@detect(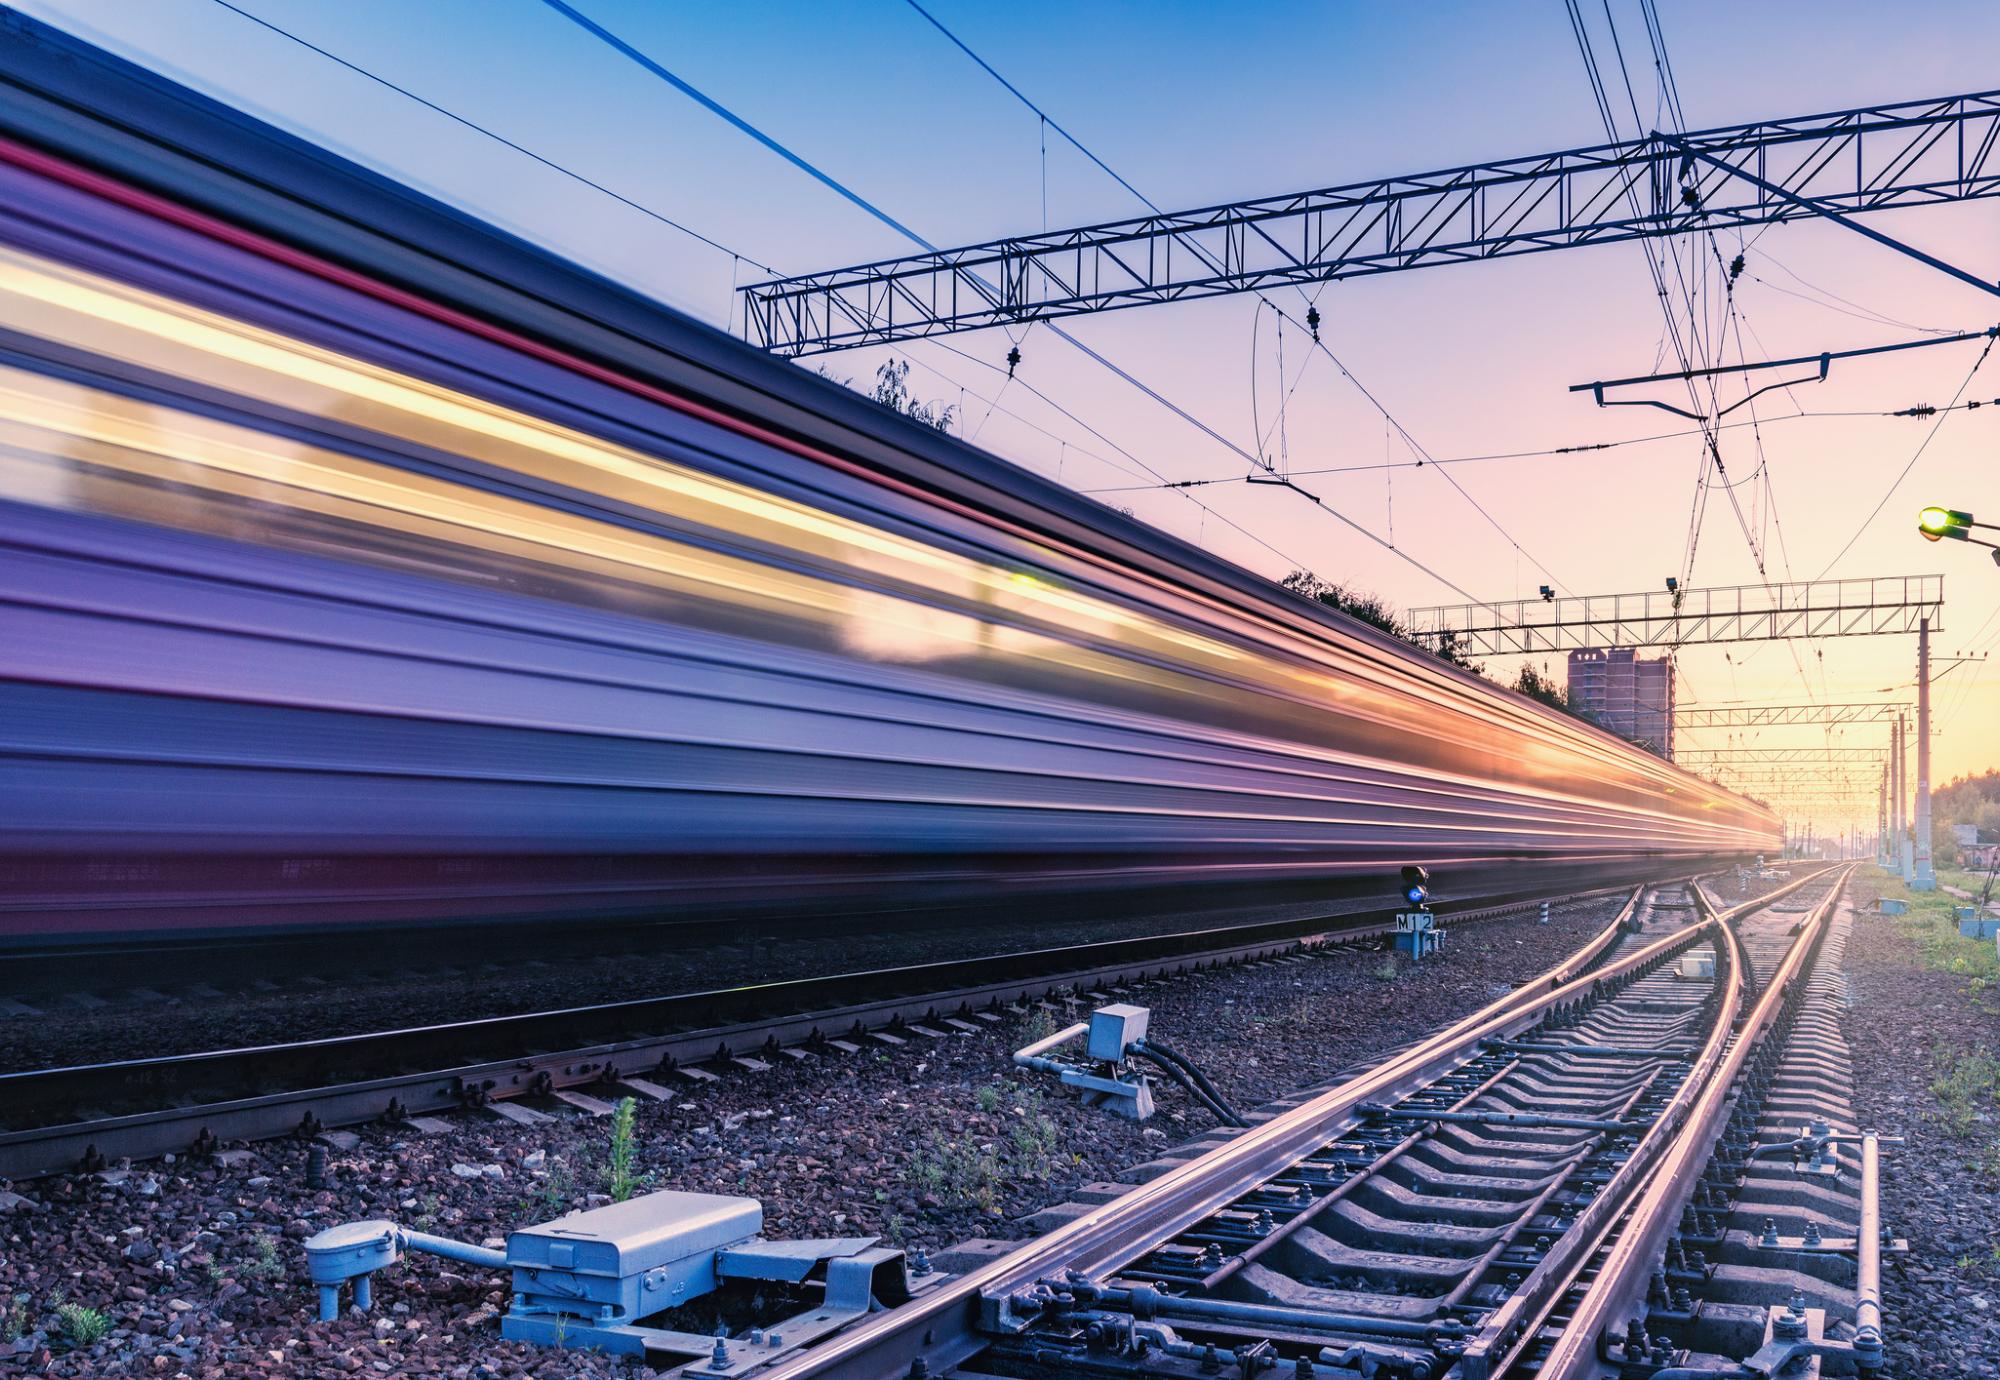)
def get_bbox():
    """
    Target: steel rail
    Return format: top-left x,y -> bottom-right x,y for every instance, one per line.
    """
0,882 -> 1641,1182
1533,865 -> 1853,1376
1450,892 -> 1751,1379
744,866 -> 1837,1380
